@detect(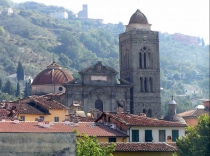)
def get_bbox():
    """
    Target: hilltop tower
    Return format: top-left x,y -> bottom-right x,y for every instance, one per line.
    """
119,9 -> 161,118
